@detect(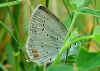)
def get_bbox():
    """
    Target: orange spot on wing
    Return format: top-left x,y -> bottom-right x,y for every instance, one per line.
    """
32,49 -> 38,53
33,53 -> 39,58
